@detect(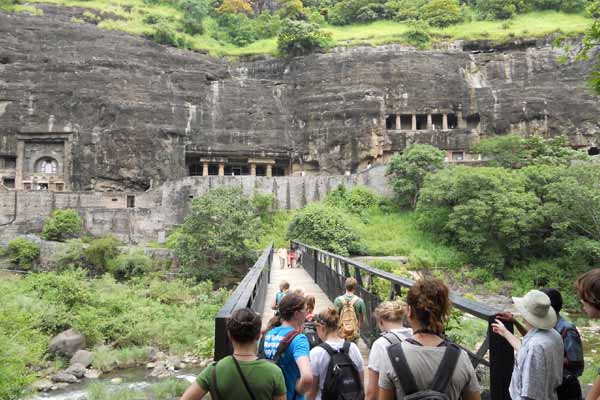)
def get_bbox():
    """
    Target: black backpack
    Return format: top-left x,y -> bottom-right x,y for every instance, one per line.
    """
386,342 -> 461,400
303,320 -> 321,349
319,341 -> 364,400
